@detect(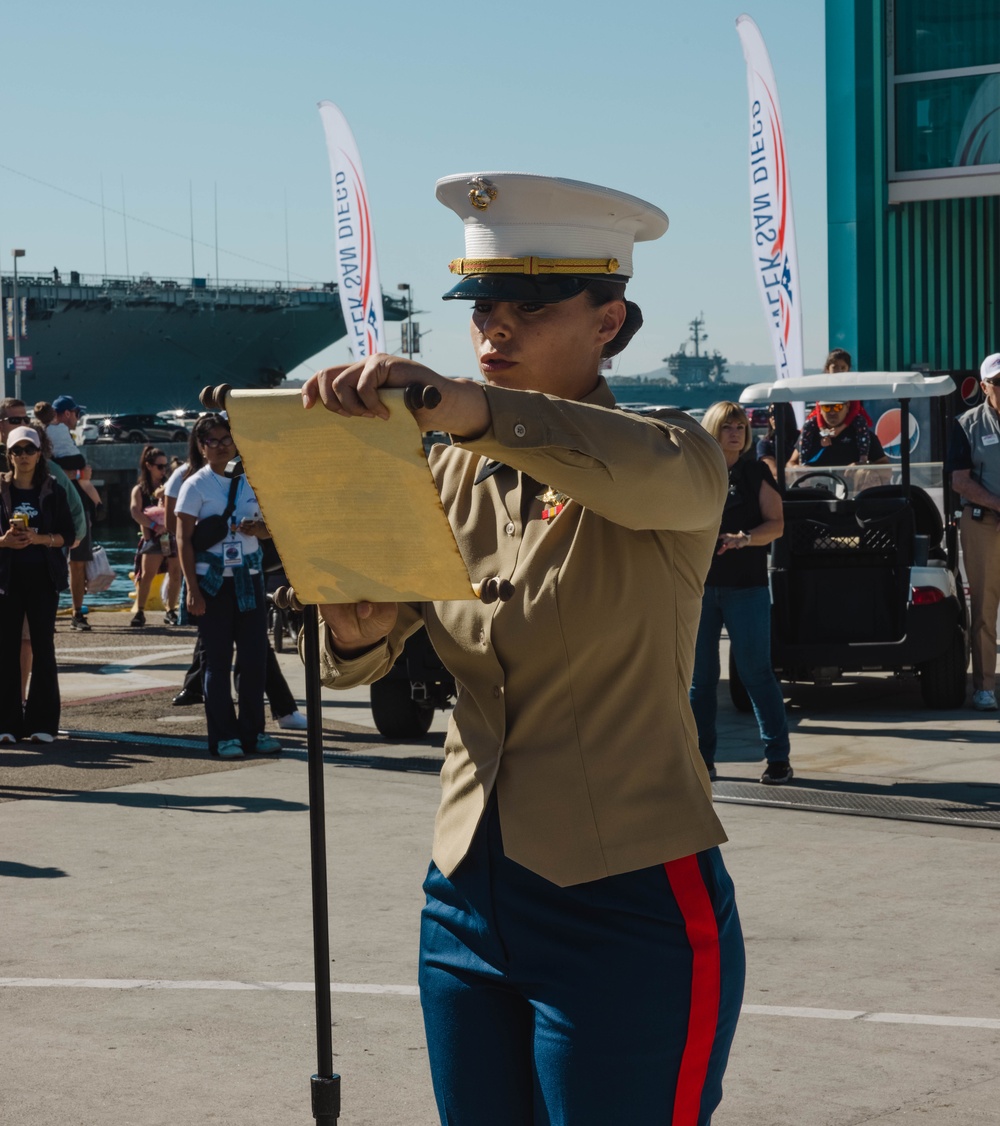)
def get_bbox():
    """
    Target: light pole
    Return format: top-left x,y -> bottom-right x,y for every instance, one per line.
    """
11,249 -> 25,400
397,282 -> 413,359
